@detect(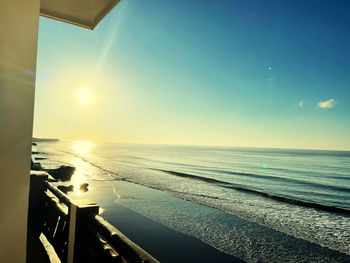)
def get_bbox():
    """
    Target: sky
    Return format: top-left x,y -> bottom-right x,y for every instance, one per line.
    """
33,0 -> 350,150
